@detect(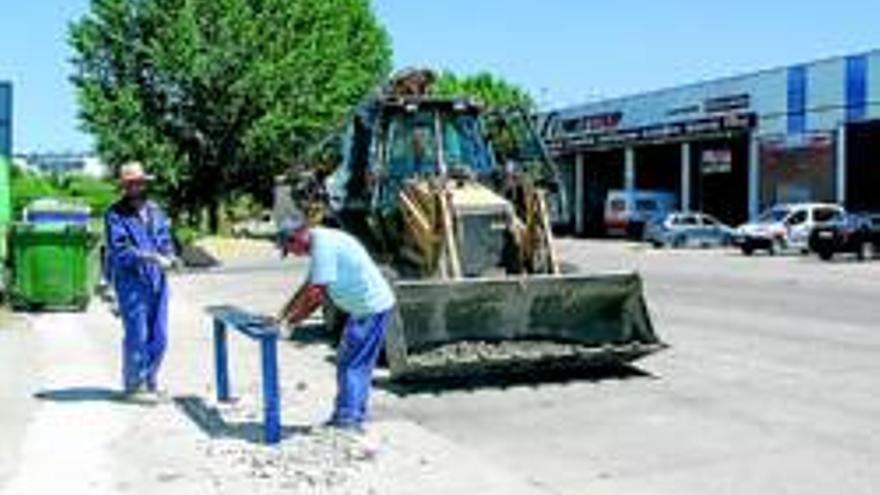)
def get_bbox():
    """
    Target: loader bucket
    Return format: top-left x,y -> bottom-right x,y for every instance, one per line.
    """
384,272 -> 665,381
